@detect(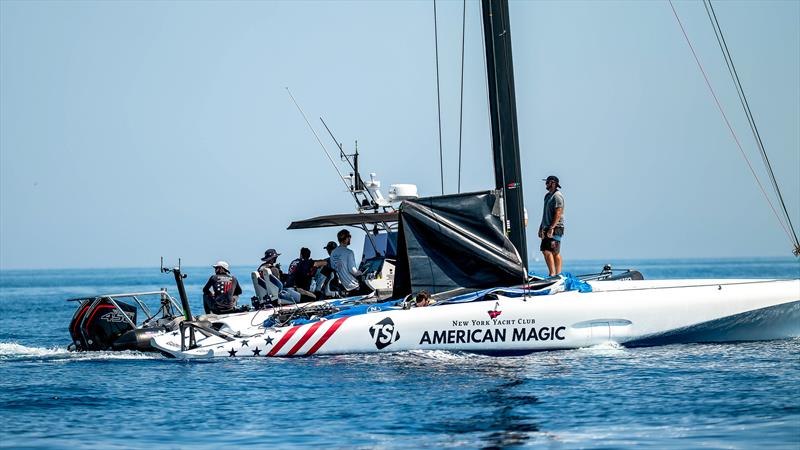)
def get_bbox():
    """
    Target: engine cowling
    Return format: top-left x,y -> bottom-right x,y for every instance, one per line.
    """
68,299 -> 137,351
